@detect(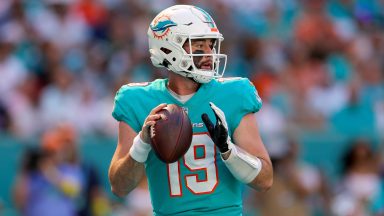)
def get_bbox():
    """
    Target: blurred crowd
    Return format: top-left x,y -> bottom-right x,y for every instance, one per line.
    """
0,0 -> 384,215
13,124 -> 110,216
